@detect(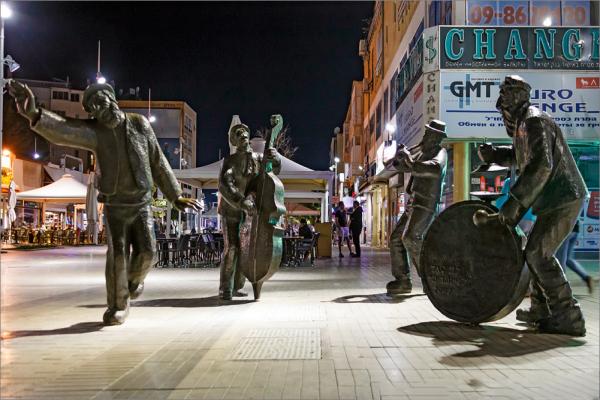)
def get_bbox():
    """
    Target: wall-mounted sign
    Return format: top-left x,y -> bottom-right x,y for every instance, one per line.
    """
423,71 -> 440,128
423,27 -> 439,74
467,0 -> 530,26
439,71 -> 600,140
439,26 -> 599,70
394,77 -> 424,149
